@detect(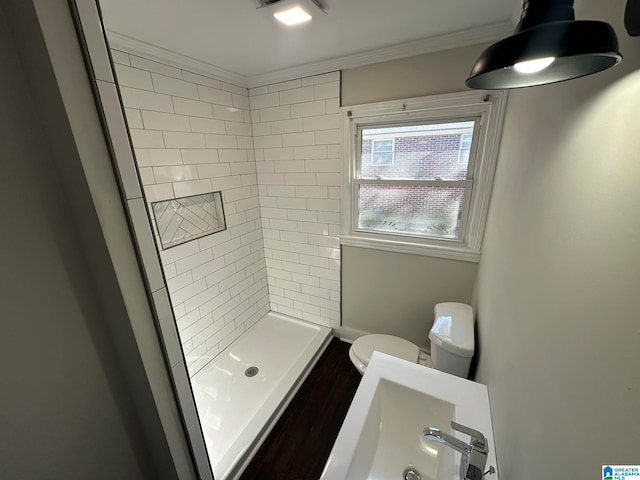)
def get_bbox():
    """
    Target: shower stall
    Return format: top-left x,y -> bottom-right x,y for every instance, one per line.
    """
71,1 -> 342,478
